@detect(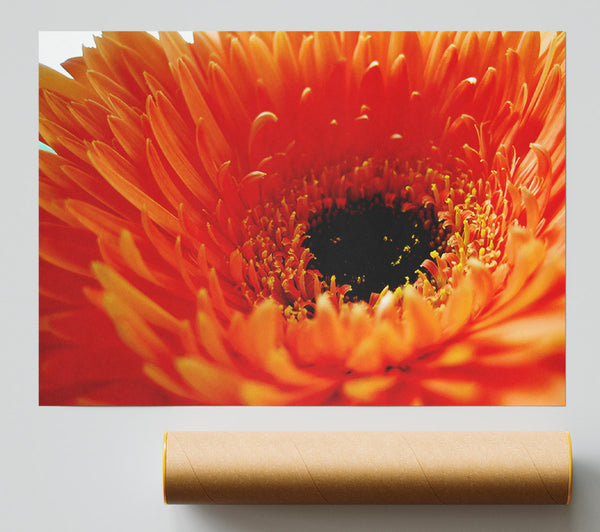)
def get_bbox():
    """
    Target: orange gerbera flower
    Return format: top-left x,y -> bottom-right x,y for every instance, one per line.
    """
39,31 -> 565,405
